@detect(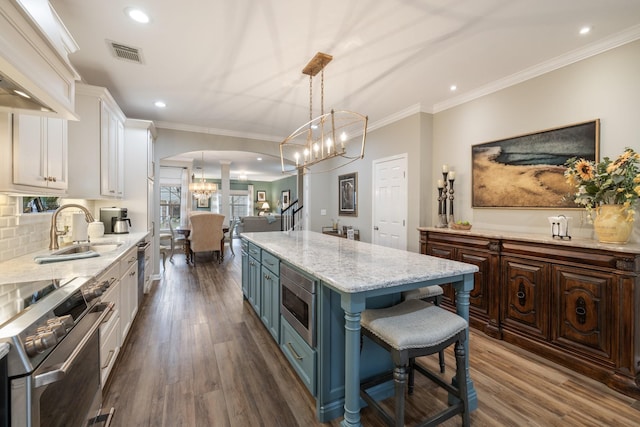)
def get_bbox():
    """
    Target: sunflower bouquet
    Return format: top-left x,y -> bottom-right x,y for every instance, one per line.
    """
564,147 -> 640,221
